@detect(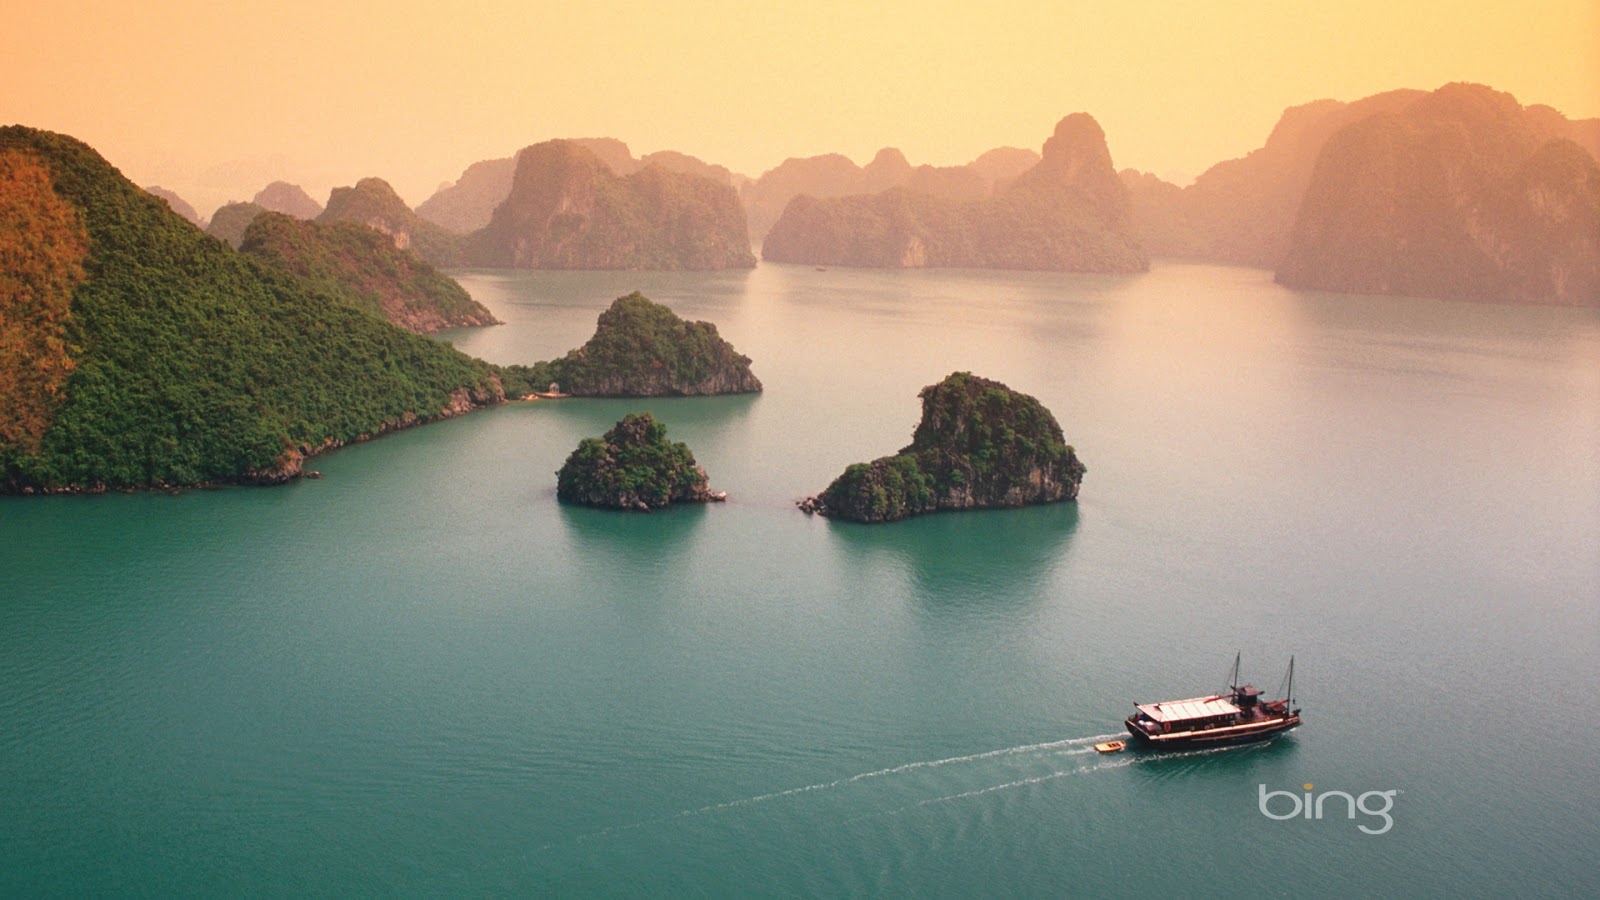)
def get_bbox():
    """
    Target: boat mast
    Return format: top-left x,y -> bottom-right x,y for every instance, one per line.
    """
1230,651 -> 1241,692
1287,656 -> 1295,706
